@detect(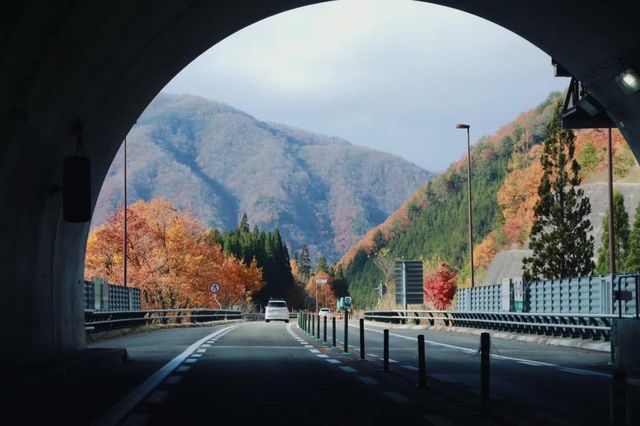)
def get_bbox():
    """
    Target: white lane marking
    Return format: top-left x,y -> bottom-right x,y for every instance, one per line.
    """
196,348 -> 207,353
326,359 -> 341,364
388,359 -> 398,363
518,361 -> 543,367
357,376 -> 379,385
164,375 -> 183,385
316,354 -> 330,358
210,345 -> 306,350
304,345 -> 313,348
299,341 -> 308,344
201,344 -> 211,348
402,365 -> 419,371
557,367 -> 610,377
190,354 -> 203,358
367,353 -> 380,358
95,324 -> 240,426
339,366 -> 358,373
309,349 -> 321,353
382,391 -> 411,403
184,358 -> 198,364
175,366 -> 191,373
146,390 -> 170,404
